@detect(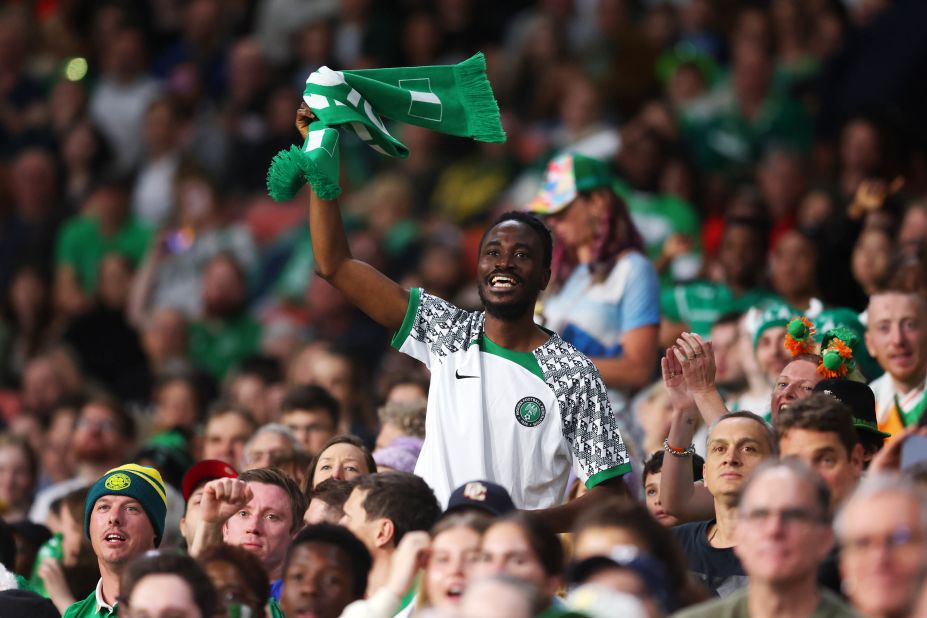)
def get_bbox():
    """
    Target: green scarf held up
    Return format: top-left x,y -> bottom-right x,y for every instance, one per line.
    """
266,52 -> 506,202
